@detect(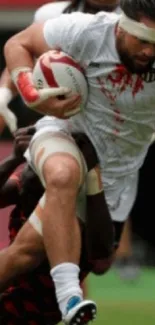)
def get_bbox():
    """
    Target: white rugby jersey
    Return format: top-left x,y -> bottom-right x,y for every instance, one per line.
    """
42,12 -> 155,178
